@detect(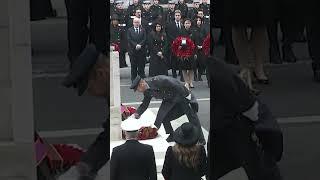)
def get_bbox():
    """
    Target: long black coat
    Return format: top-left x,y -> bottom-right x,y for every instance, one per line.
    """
148,31 -> 169,77
207,58 -> 283,180
127,27 -> 147,56
136,75 -> 198,121
165,21 -> 184,69
214,0 -> 277,27
162,146 -> 208,180
110,140 -> 157,180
